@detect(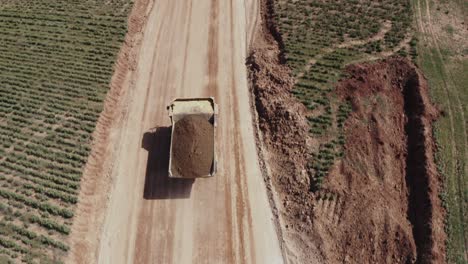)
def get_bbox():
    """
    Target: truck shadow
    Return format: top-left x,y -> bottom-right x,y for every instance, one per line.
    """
142,126 -> 194,200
